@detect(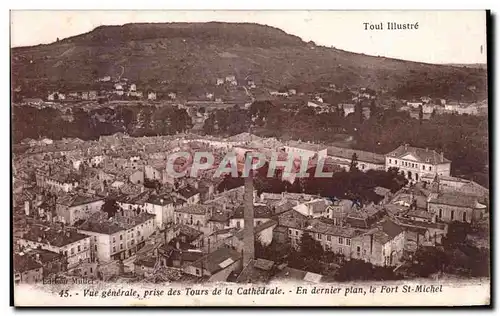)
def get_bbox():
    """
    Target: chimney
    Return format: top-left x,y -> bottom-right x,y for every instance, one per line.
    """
242,162 -> 255,268
404,143 -> 408,151
441,152 -> 444,162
